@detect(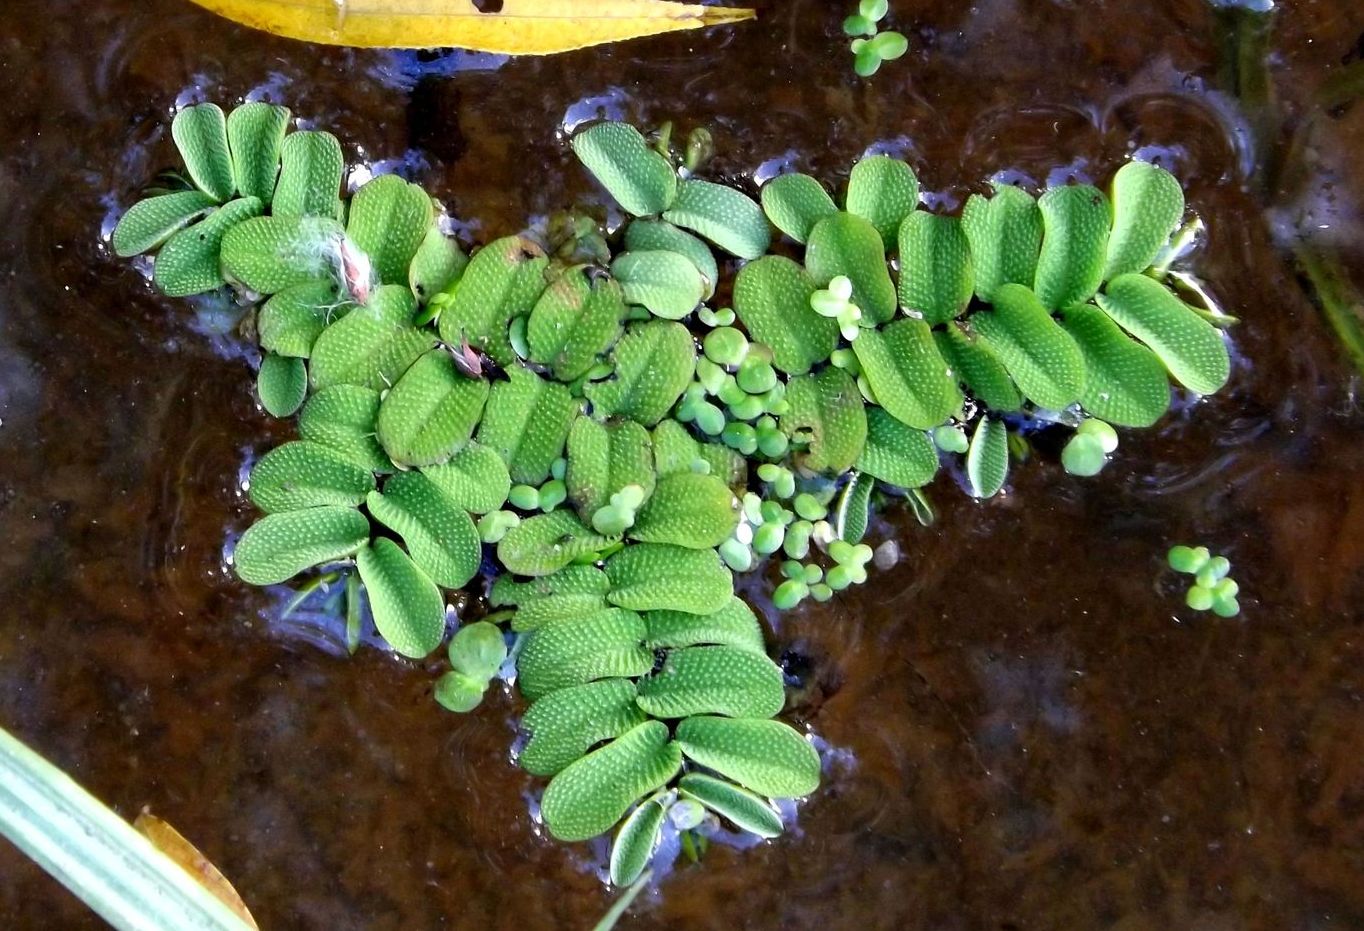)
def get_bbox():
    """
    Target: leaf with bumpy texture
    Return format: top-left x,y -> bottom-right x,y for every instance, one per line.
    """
566,417 -> 655,520
611,250 -> 705,320
961,183 -> 1043,303
172,103 -> 235,202
805,212 -> 897,325
852,319 -> 961,430
584,320 -> 695,427
624,220 -> 718,297
845,155 -> 920,246
966,417 -> 1009,499
699,442 -> 746,488
367,472 -> 481,588
272,130 -> 344,220
497,510 -> 615,577
678,773 -> 783,838
1034,184 -> 1110,310
663,178 -> 770,260
934,323 -> 1023,413
540,720 -> 682,842
491,564 -> 610,630
970,284 -> 1085,410
376,349 -> 488,467
477,365 -> 581,484
527,271 -> 626,381
220,214 -> 344,294
1096,273 -> 1230,396
111,191 -> 218,258
610,796 -> 667,887
856,407 -> 939,489
346,174 -> 433,286
233,506 -> 369,585
897,211 -> 973,324
309,285 -> 433,392
636,645 -> 785,719
356,538 -> 446,659
650,419 -> 703,476
761,173 -> 838,245
781,366 -> 868,473
605,544 -> 733,615
732,256 -> 838,376
517,607 -> 652,700
448,621 -> 507,680
436,236 -> 549,367
1061,303 -> 1170,427
629,472 -> 739,549
409,225 -> 468,304
226,101 -> 289,204
645,597 -> 765,654
257,353 -> 307,418
258,280 -> 352,359
153,197 -> 263,297
834,471 -> 873,543
674,717 -> 820,798
420,442 -> 510,514
520,679 -> 647,776
571,122 -> 678,218
298,384 -> 392,473
248,440 -> 376,513
1104,161 -> 1184,281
